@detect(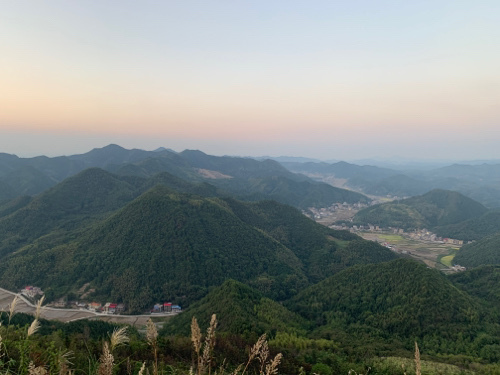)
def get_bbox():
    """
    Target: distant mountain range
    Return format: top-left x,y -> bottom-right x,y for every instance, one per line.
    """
0,144 -> 368,209
280,159 -> 500,208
